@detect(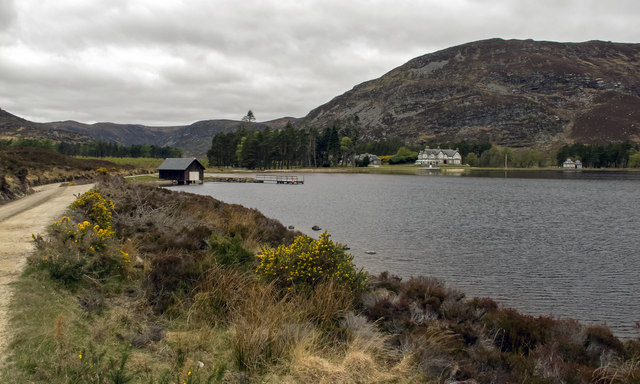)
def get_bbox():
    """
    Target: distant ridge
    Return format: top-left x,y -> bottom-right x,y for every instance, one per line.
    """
0,109 -> 92,144
39,117 -> 300,157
